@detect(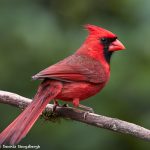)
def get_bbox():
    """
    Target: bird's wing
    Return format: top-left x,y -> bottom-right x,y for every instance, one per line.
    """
32,54 -> 107,84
